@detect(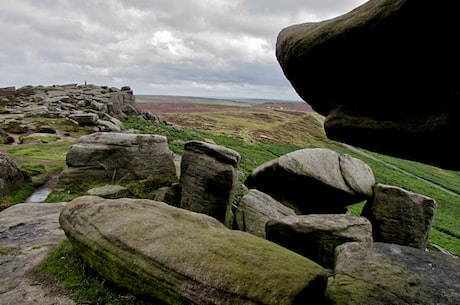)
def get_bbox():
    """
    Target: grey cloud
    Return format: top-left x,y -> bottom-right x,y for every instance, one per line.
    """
1,0 -> 367,99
